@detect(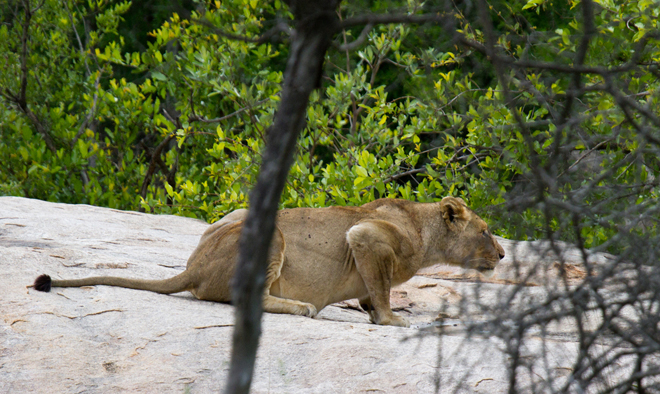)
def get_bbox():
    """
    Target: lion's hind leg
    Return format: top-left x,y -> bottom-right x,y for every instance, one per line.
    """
261,227 -> 317,318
